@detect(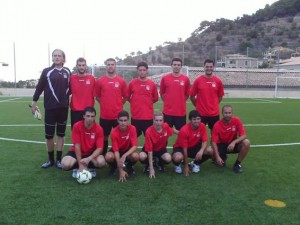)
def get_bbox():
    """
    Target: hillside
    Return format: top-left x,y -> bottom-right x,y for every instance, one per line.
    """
118,0 -> 300,67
